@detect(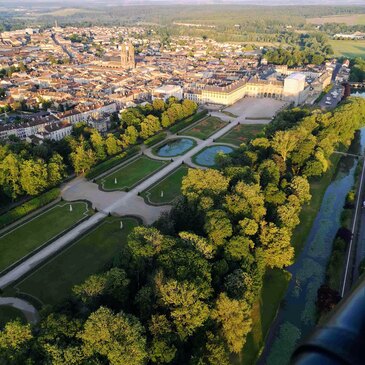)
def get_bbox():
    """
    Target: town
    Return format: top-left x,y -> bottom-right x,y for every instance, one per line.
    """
0,24 -> 351,142
0,3 -> 365,365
